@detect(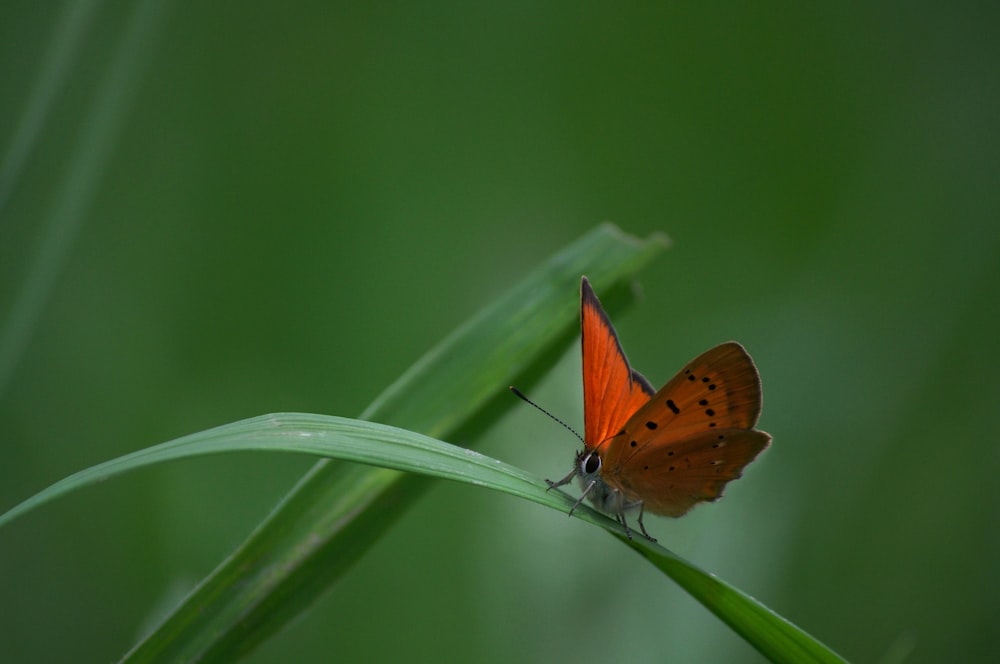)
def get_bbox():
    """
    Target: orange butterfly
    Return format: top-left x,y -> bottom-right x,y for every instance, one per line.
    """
525,276 -> 771,541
